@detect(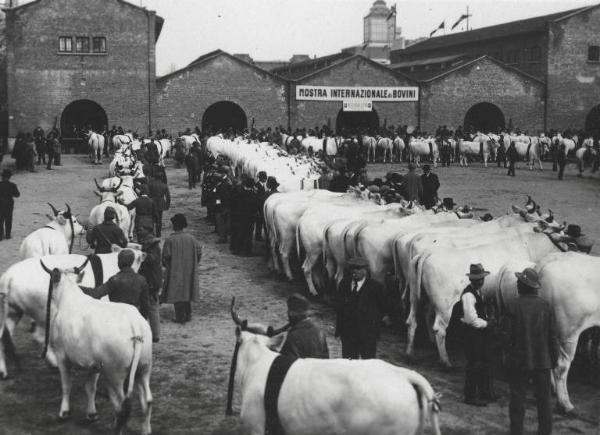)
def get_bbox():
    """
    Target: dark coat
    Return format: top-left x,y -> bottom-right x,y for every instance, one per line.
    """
128,195 -> 155,228
421,172 -> 440,208
506,145 -> 519,162
402,172 -> 423,202
335,278 -> 386,343
501,294 -> 560,370
280,318 -> 329,359
83,267 -> 150,318
230,186 -> 257,221
0,180 -> 20,208
138,241 -> 162,294
147,177 -> 171,212
86,222 -> 128,254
